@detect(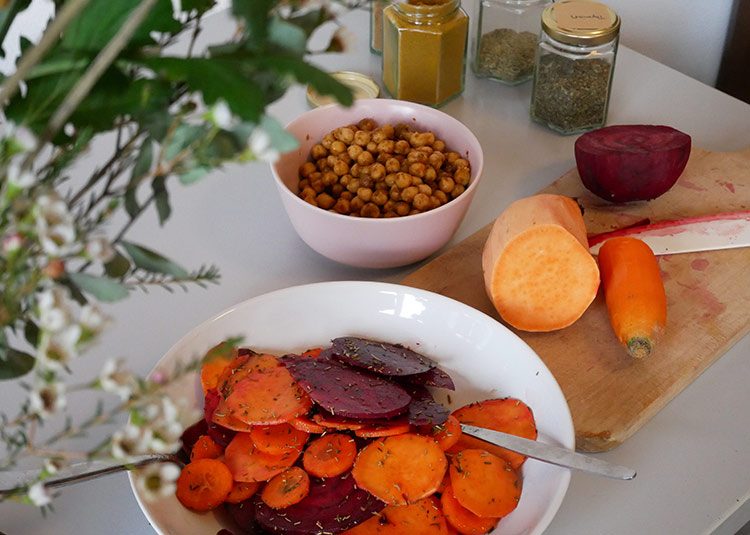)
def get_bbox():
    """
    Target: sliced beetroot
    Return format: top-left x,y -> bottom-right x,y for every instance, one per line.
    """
180,418 -> 207,458
204,388 -> 222,423
203,388 -> 236,447
404,366 -> 455,391
405,385 -> 450,427
327,337 -> 435,376
575,124 -> 691,203
254,472 -> 384,534
282,356 -> 411,420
